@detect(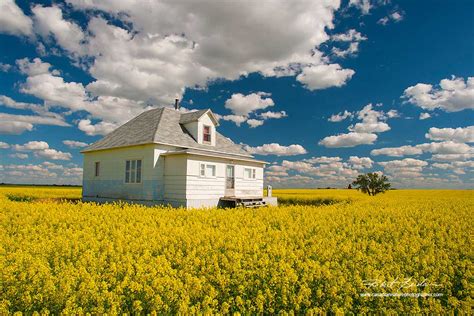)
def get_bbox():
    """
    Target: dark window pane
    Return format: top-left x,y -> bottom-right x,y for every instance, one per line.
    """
136,160 -> 142,183
131,160 -> 136,183
203,125 -> 211,142
125,161 -> 130,182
